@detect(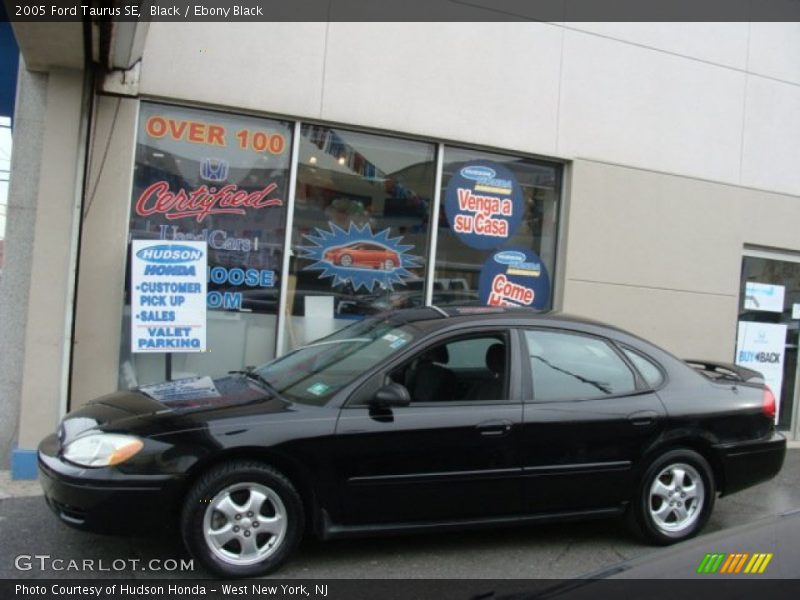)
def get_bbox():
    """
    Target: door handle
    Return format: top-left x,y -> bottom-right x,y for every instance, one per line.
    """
476,419 -> 513,437
628,410 -> 658,427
